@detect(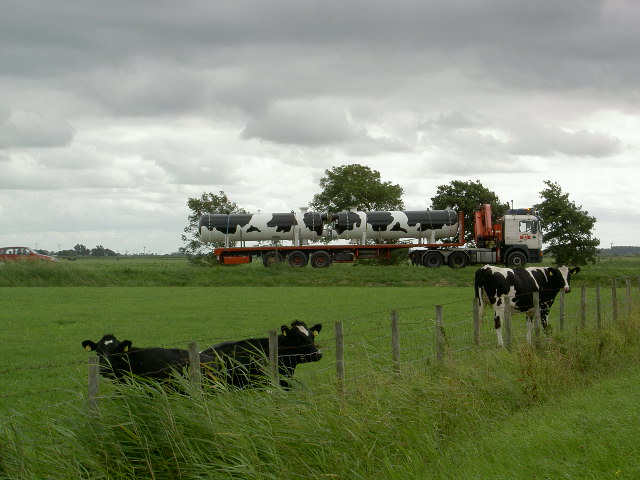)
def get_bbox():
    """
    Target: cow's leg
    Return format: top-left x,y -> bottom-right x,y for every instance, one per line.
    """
476,292 -> 487,324
494,299 -> 504,347
494,314 -> 504,347
525,313 -> 533,344
540,308 -> 549,331
476,298 -> 484,321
